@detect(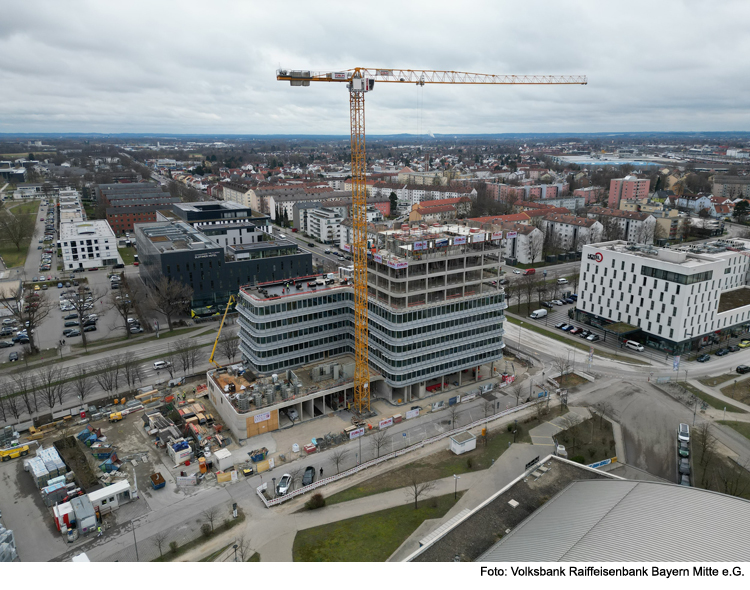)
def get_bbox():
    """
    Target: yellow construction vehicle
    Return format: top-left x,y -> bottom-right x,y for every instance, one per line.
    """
109,412 -> 123,423
1,445 -> 30,462
277,67 -> 587,414
209,295 -> 236,370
